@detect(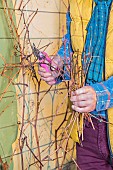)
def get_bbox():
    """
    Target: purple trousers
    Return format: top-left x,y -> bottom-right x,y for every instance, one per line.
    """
76,117 -> 113,170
